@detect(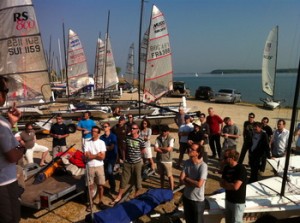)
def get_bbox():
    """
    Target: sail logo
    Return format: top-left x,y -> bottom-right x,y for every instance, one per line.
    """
70,39 -> 80,48
13,11 -> 36,31
153,20 -> 166,34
